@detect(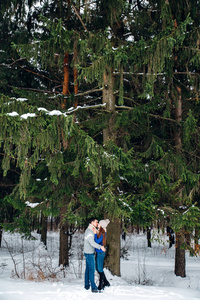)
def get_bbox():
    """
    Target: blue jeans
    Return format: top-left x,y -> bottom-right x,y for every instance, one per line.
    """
96,252 -> 105,273
84,253 -> 98,291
